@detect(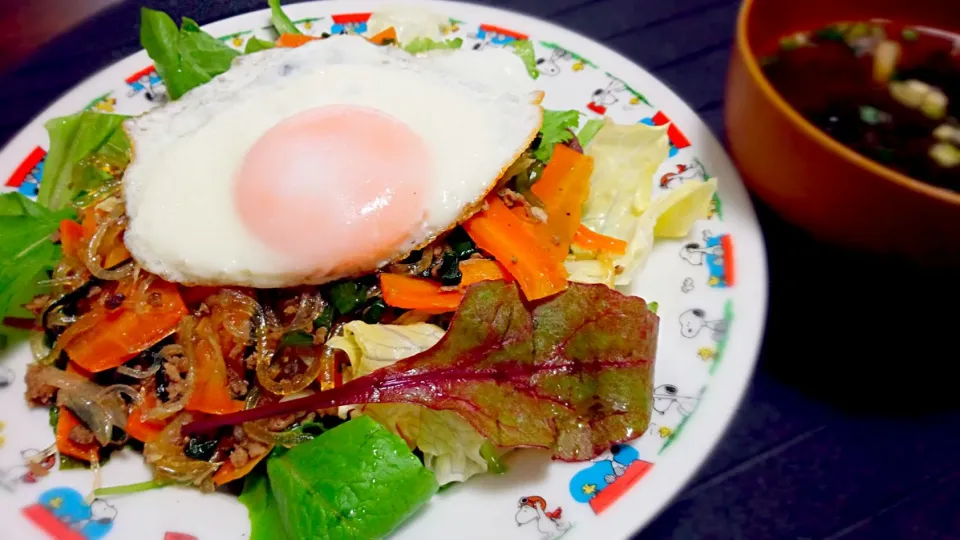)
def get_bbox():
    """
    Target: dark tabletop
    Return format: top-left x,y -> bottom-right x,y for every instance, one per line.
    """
1,1 -> 958,539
